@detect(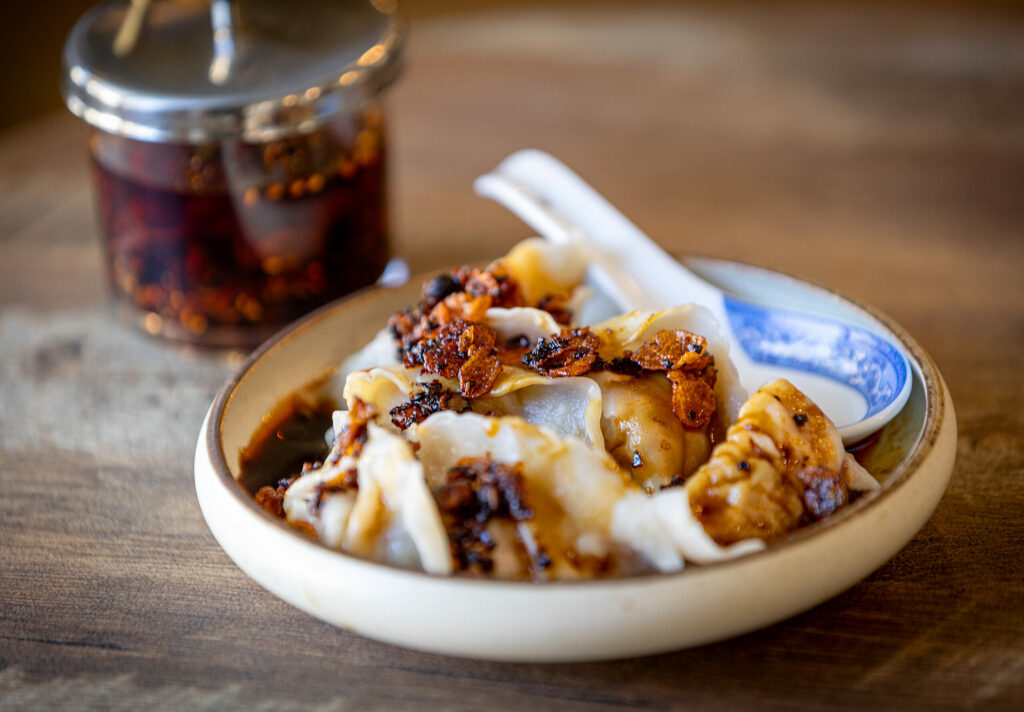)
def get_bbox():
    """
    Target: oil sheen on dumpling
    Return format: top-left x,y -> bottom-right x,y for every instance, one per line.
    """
684,378 -> 879,545
590,371 -> 712,490
283,414 -> 451,574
